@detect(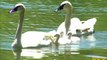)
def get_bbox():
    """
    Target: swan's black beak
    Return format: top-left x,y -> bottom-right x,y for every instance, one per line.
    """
54,7 -> 62,12
9,6 -> 20,13
54,4 -> 65,12
9,7 -> 17,13
54,9 -> 59,12
9,9 -> 15,13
